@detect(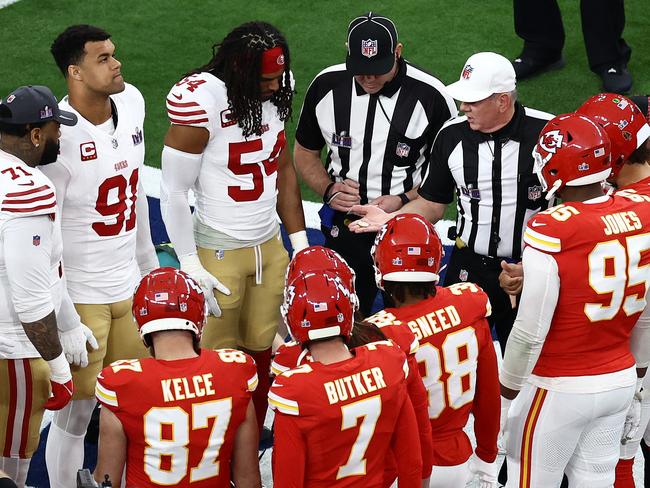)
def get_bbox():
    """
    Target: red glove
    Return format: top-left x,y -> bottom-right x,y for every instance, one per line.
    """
44,378 -> 74,410
45,352 -> 74,410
